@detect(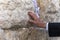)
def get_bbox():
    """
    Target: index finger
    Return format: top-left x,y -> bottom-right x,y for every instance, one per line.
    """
28,12 -> 38,20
